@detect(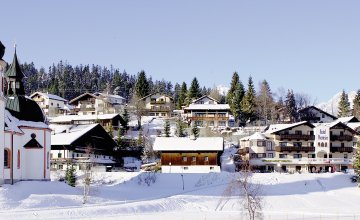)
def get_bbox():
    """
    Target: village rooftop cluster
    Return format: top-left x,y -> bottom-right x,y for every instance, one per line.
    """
0,41 -> 359,185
